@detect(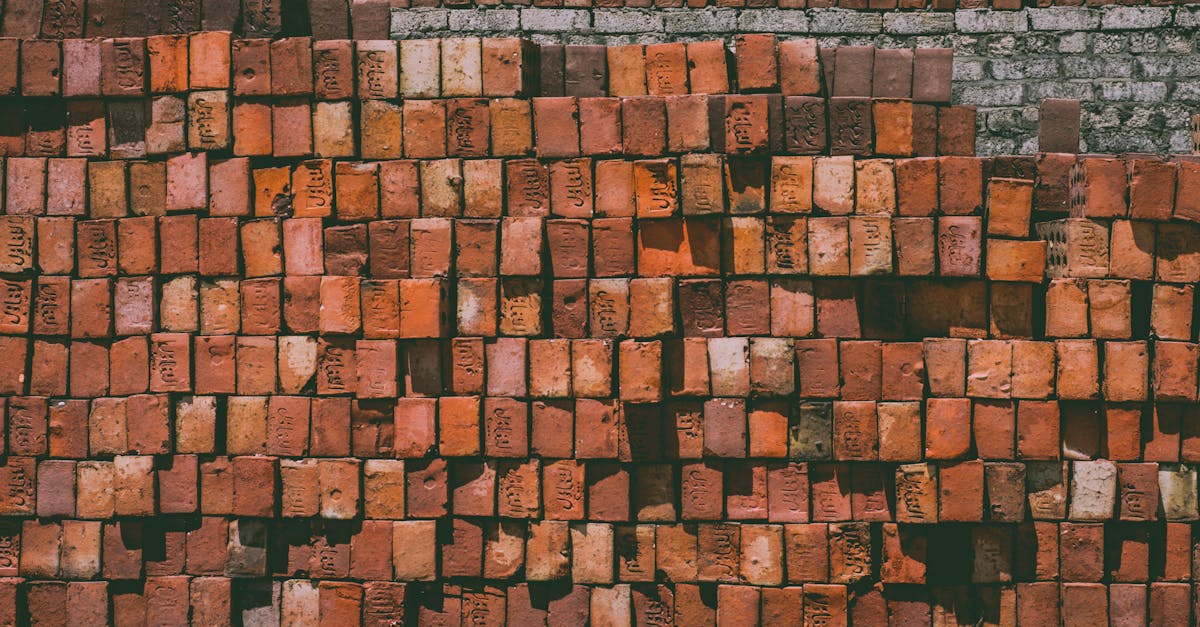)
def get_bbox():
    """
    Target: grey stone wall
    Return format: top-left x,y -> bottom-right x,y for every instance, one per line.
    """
392,6 -> 1200,156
